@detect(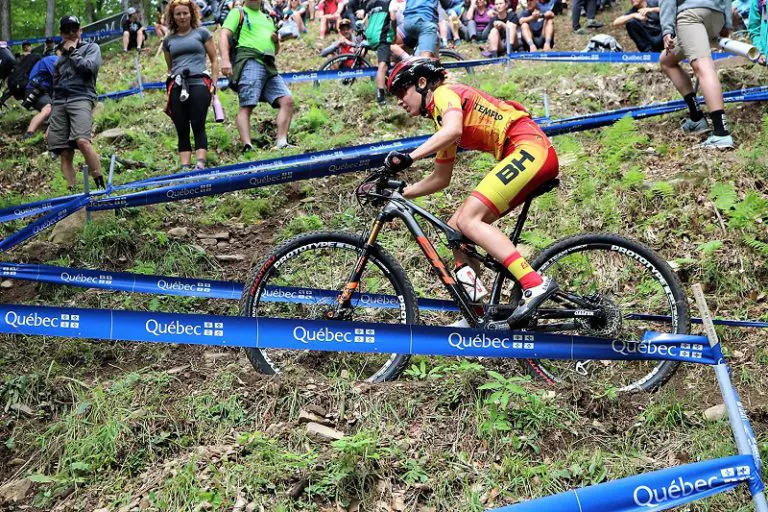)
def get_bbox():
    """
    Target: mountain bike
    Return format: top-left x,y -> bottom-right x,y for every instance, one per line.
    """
316,40 -> 469,87
240,166 -> 690,392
